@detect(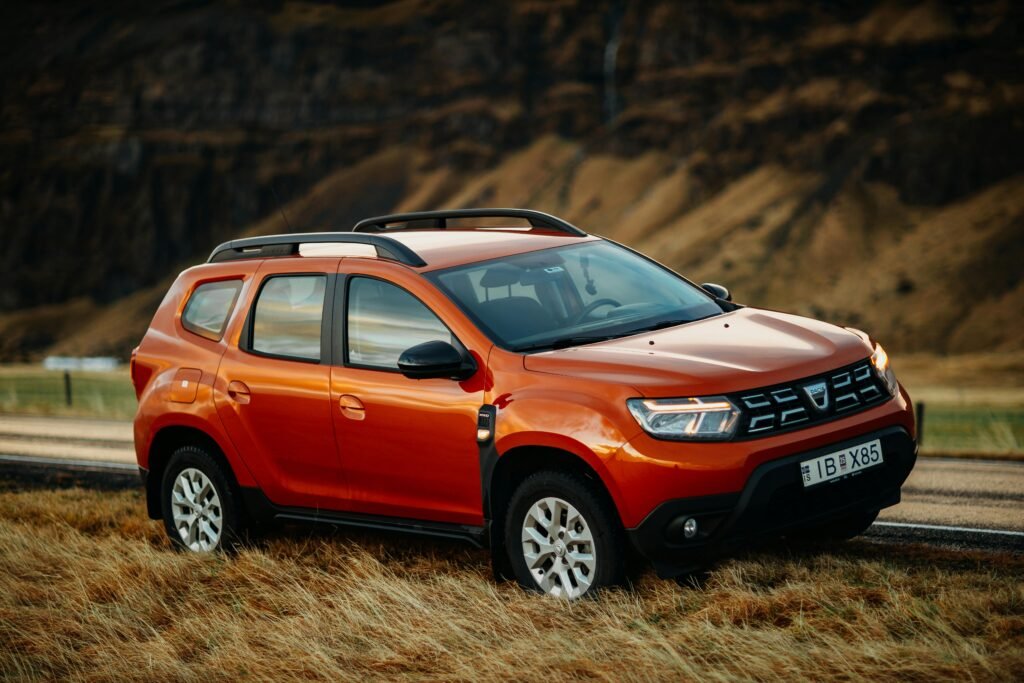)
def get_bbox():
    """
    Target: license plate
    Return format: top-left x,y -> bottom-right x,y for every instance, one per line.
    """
800,438 -> 883,487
